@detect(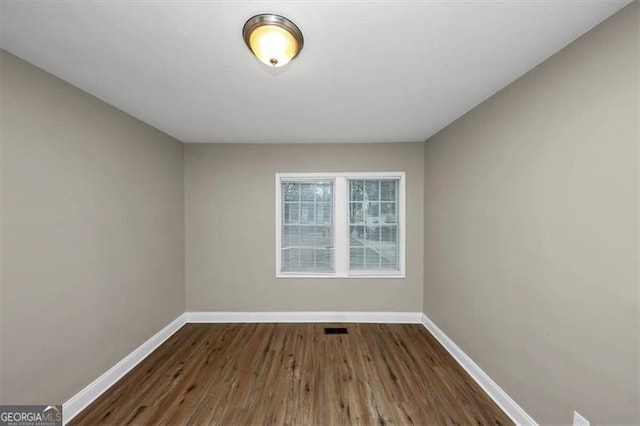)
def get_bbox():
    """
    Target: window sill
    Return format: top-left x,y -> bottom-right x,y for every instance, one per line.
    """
276,273 -> 406,279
